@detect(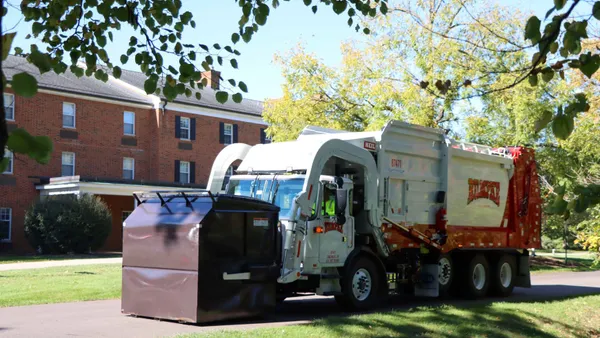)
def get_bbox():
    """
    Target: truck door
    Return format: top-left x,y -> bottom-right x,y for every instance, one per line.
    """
318,184 -> 353,266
